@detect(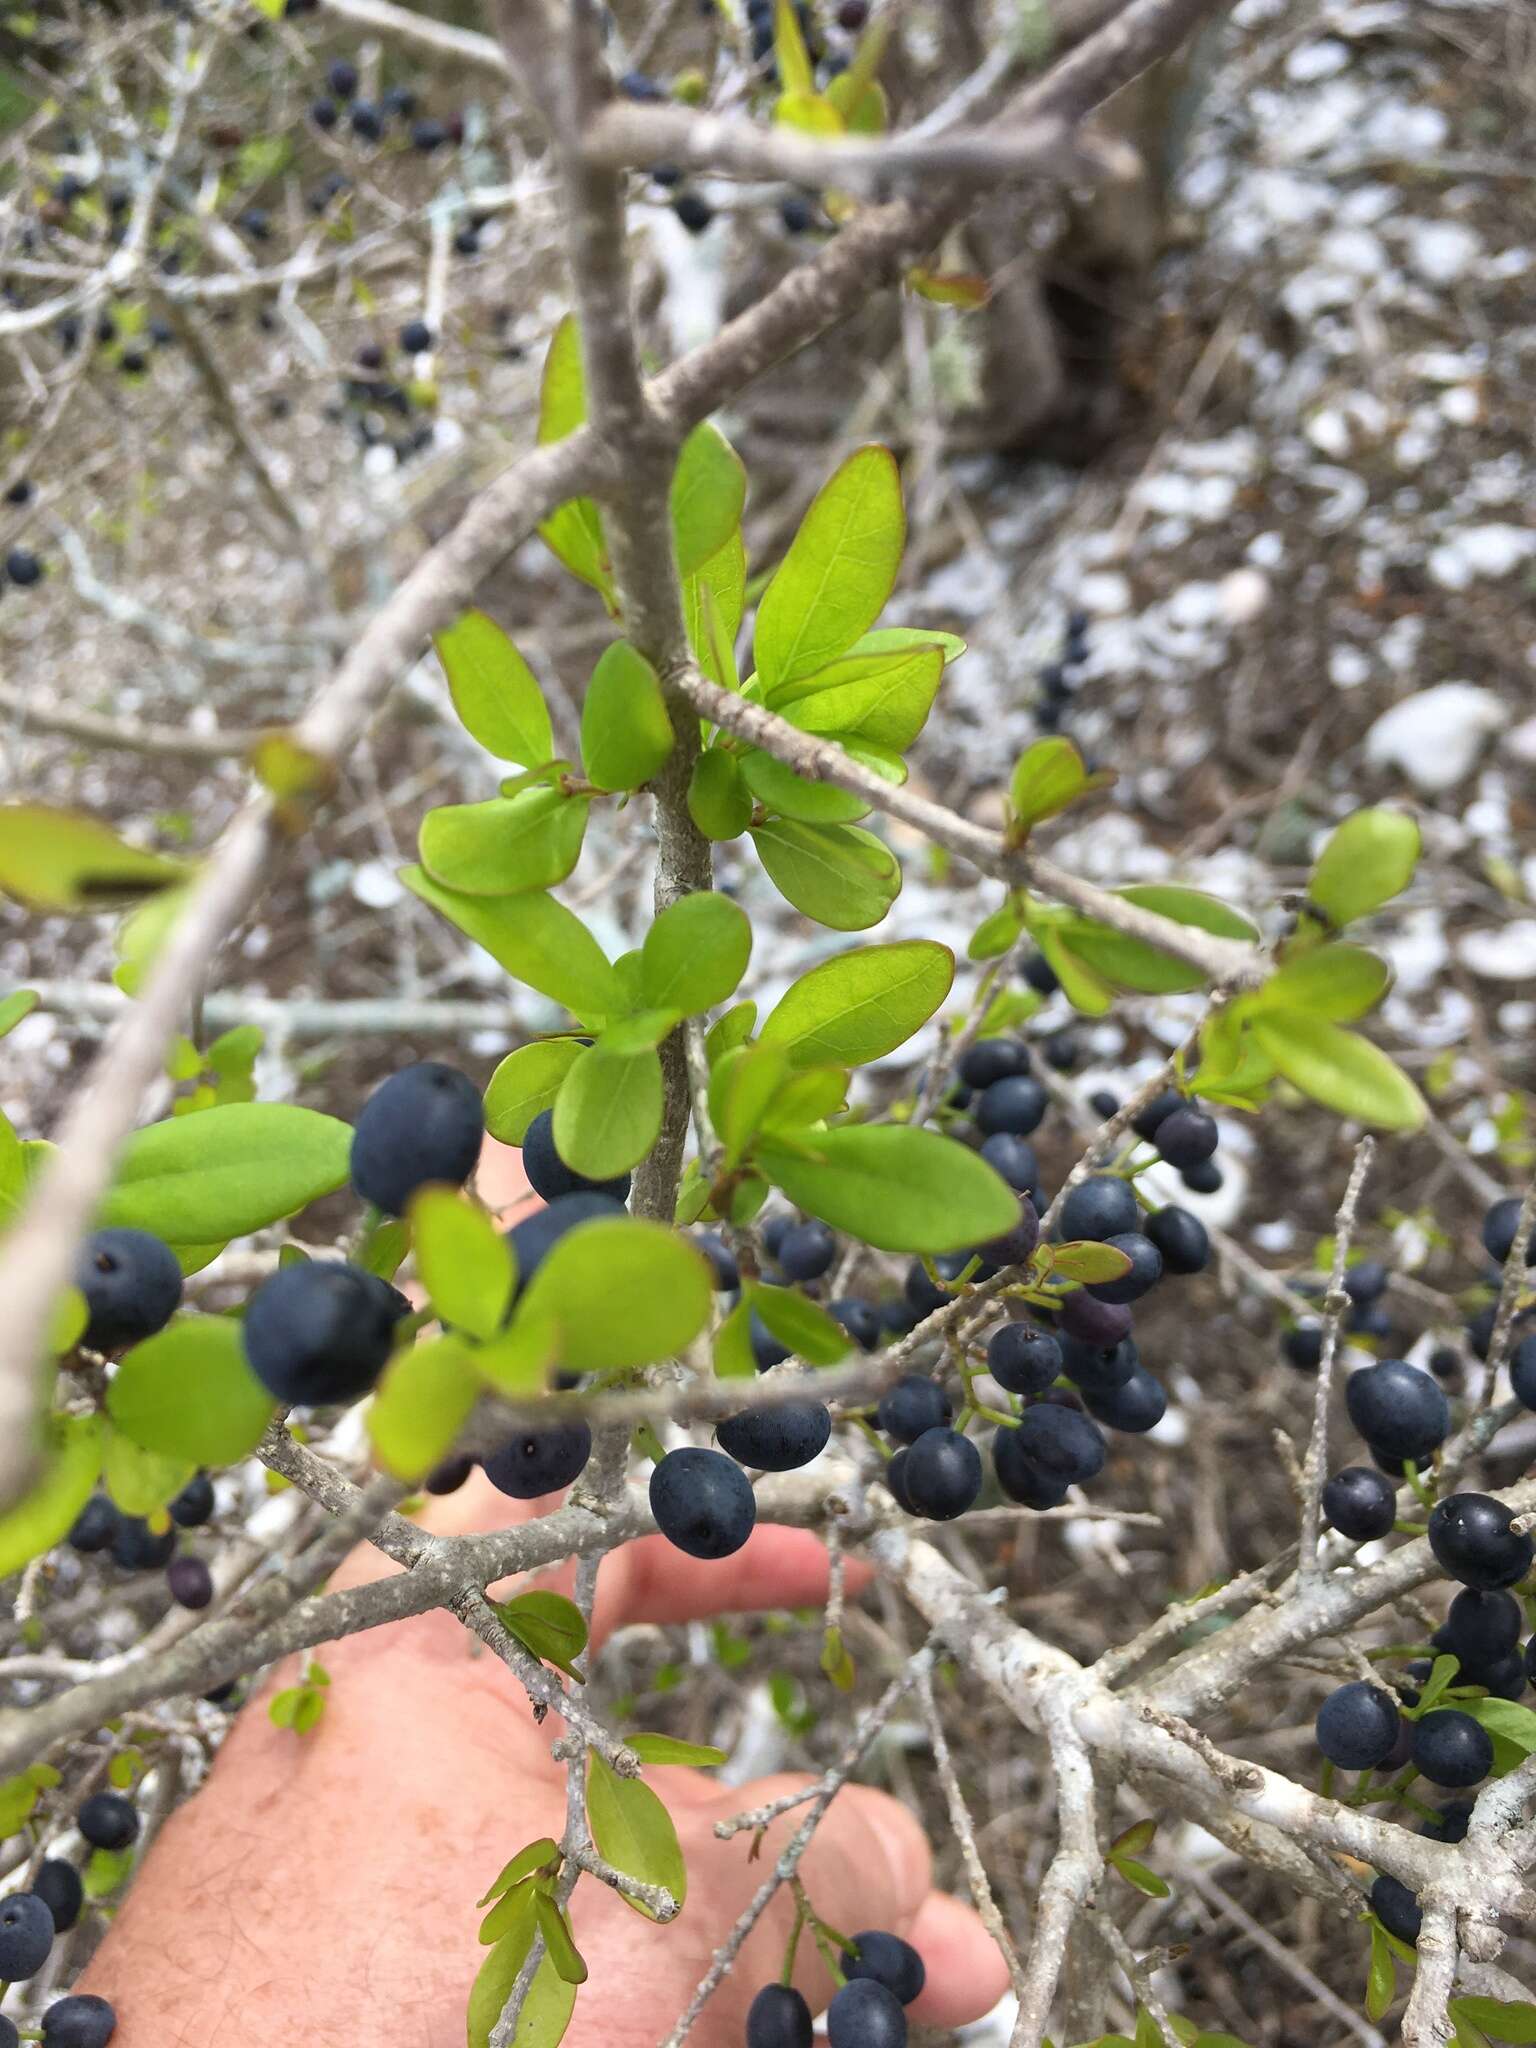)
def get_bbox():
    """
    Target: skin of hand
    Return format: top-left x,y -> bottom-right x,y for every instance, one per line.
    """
80,1142 -> 1010,2046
